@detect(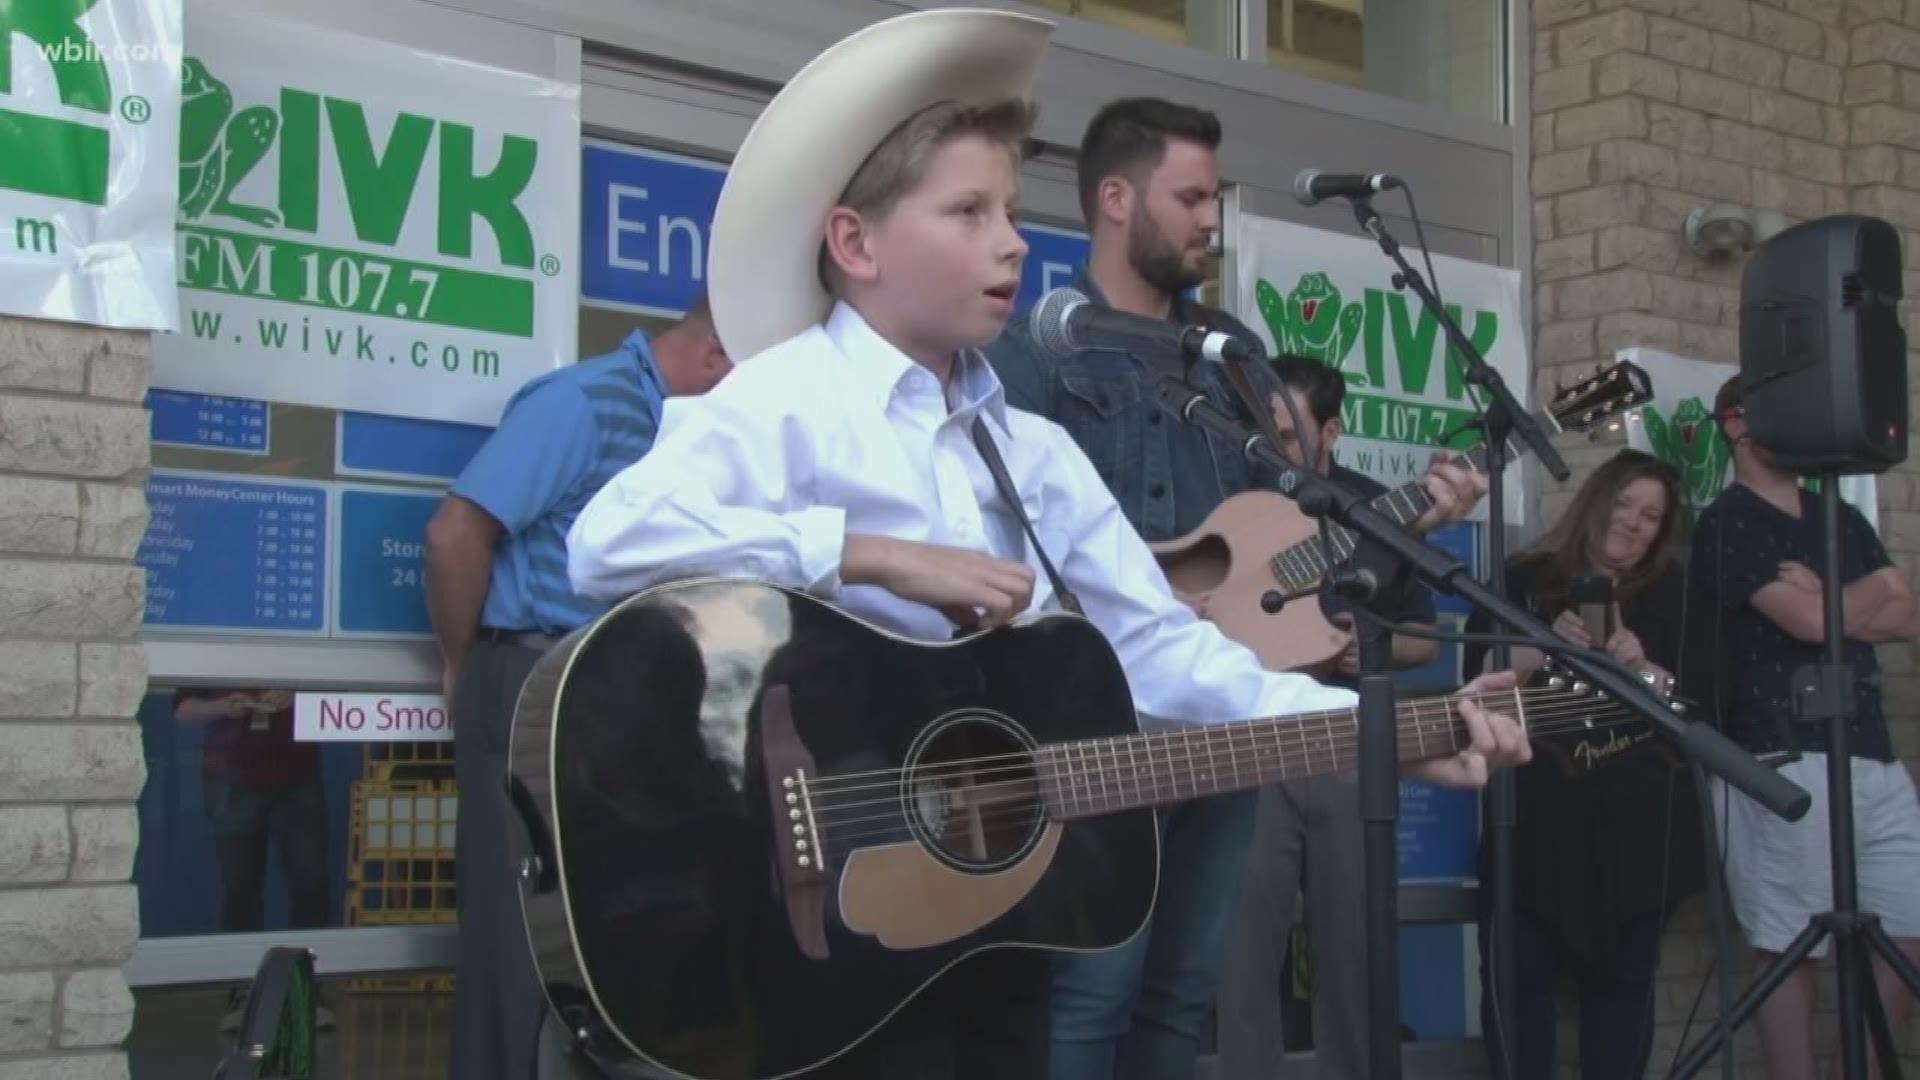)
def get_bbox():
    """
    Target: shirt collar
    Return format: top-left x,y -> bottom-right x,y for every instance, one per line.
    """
619,330 -> 668,413
823,301 -> 1011,433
